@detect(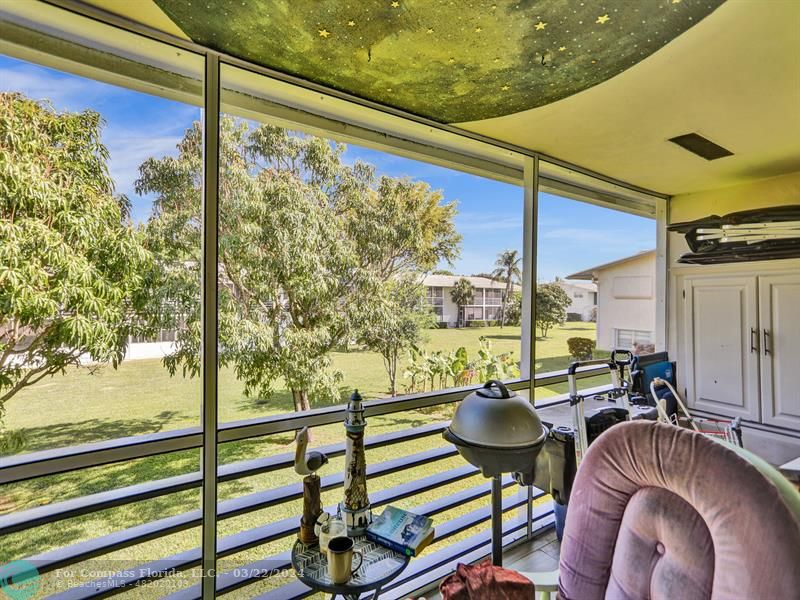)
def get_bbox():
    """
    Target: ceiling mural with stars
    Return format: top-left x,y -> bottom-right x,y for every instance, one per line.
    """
153,0 -> 724,123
